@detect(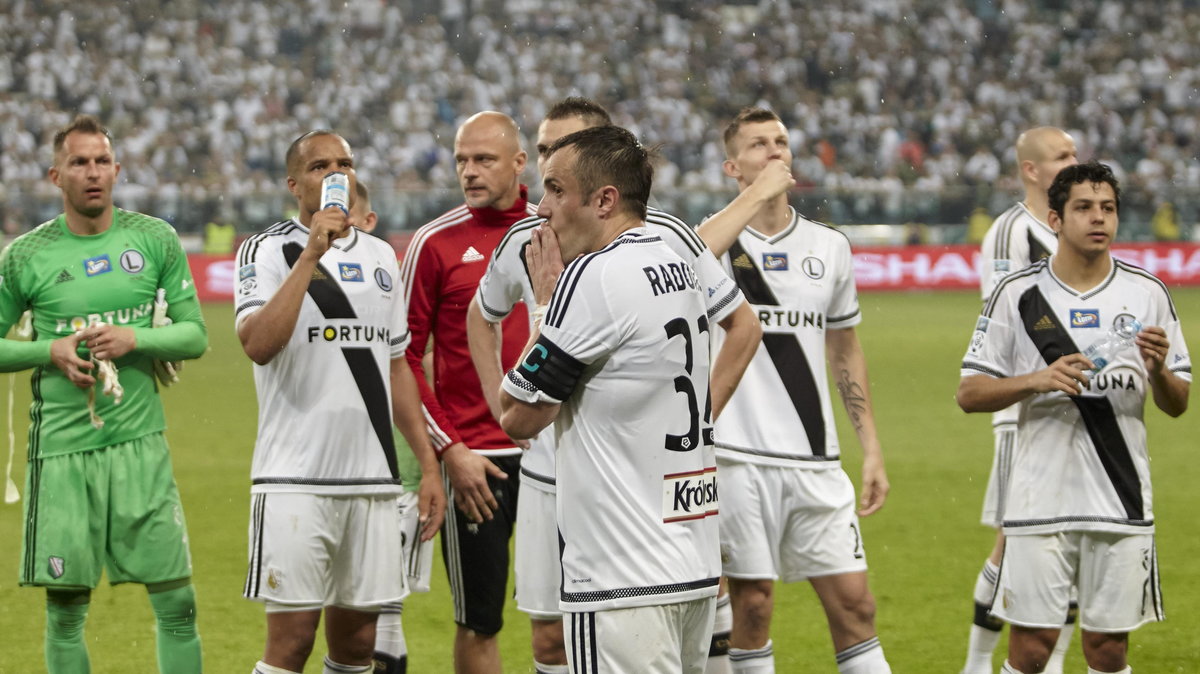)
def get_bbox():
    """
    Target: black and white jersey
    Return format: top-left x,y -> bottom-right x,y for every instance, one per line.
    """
712,208 -> 860,468
961,257 -> 1192,535
479,208 -> 742,487
980,202 -> 1059,426
236,220 -> 409,496
502,229 -> 720,612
